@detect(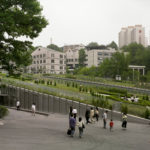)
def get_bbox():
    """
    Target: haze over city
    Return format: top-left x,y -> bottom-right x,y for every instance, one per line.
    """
33,0 -> 150,47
